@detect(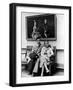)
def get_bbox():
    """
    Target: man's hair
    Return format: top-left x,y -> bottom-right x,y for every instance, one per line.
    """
44,40 -> 49,45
